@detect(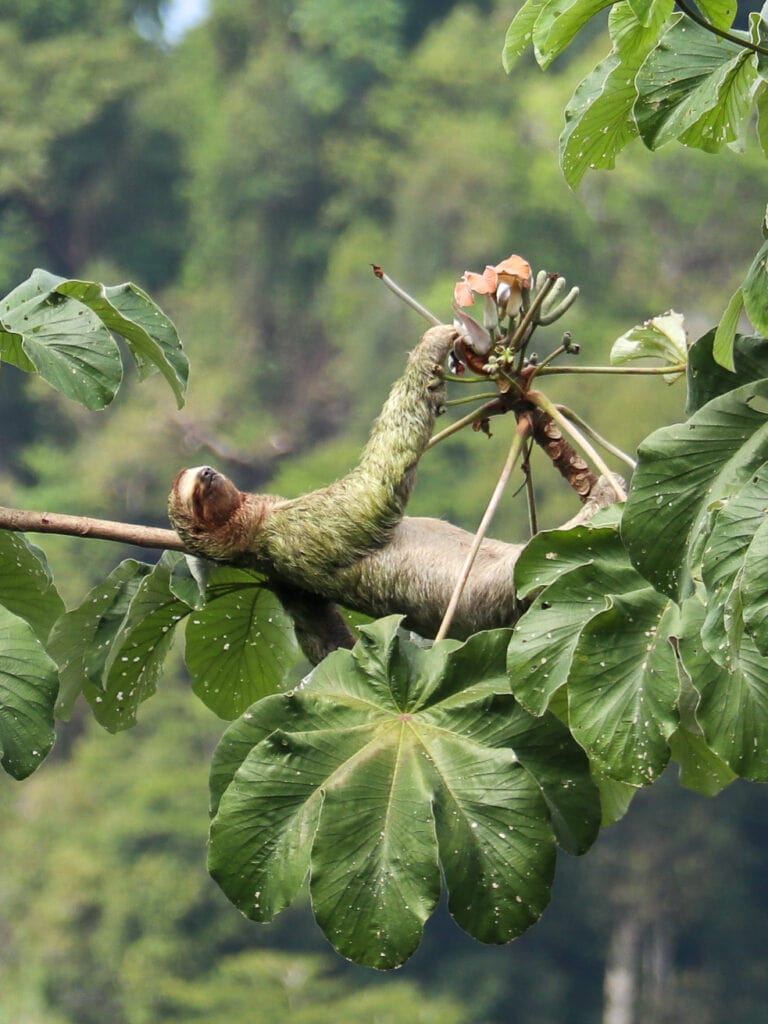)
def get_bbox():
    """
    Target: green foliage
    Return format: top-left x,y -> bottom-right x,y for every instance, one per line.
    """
0,268 -> 187,409
0,534 -> 63,778
0,682 -> 475,1023
505,0 -> 768,370
505,0 -> 767,178
209,617 -> 599,968
0,603 -> 59,779
509,517 -> 679,786
49,553 -> 300,732
3,0 -> 768,986
185,569 -> 299,717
